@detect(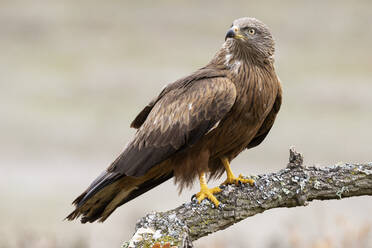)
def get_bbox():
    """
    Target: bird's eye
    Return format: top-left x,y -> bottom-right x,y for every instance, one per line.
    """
248,28 -> 255,35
